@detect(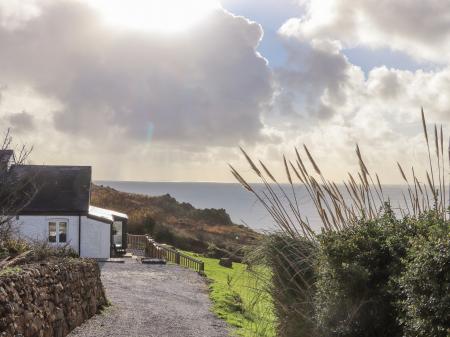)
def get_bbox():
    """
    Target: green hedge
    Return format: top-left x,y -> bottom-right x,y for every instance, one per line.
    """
315,211 -> 408,337
263,210 -> 449,337
398,221 -> 450,337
